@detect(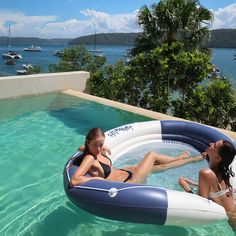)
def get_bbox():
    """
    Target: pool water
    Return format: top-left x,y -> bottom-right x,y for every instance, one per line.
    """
0,93 -> 234,236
